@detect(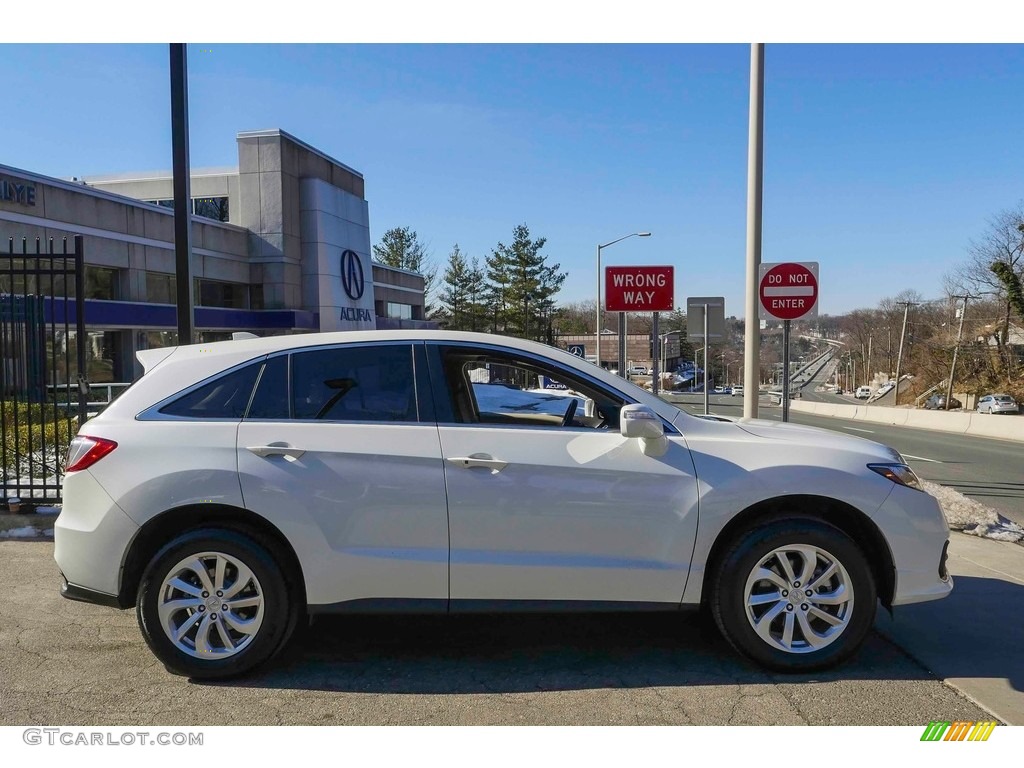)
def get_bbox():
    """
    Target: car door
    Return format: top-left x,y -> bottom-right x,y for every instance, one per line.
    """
429,341 -> 699,606
236,342 -> 449,609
